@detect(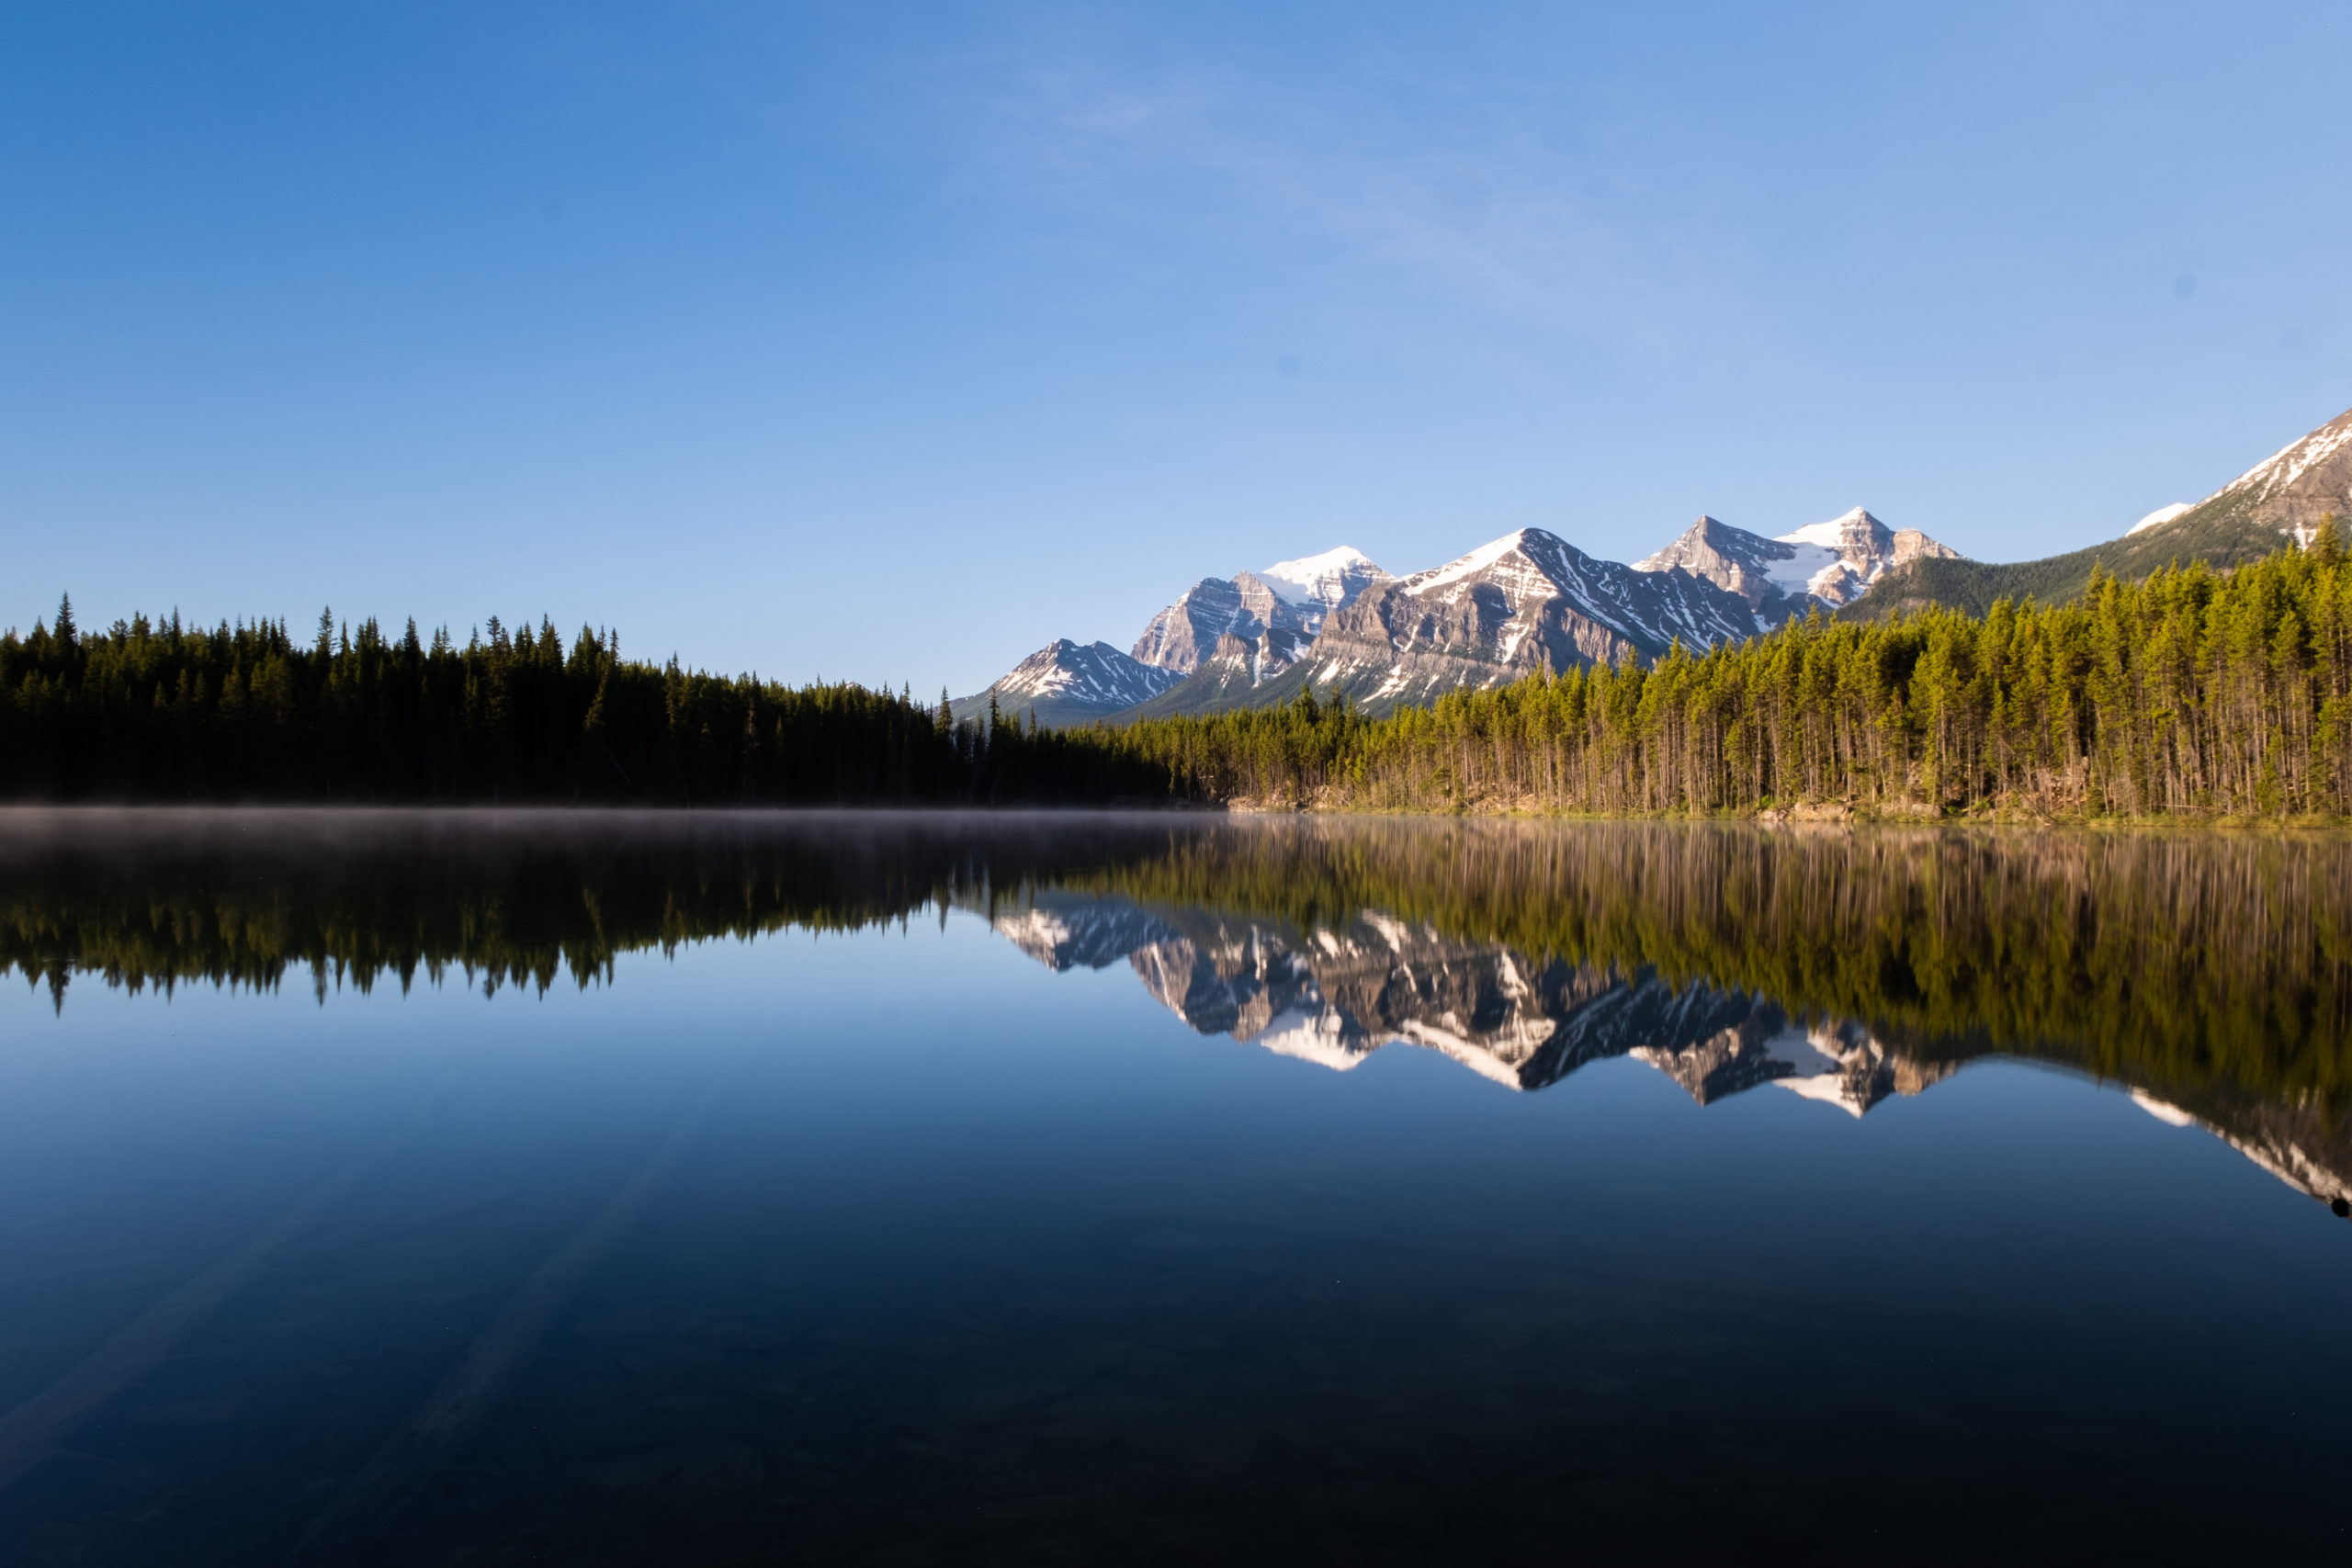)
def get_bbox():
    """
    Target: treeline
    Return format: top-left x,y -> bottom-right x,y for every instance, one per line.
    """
1105,526 -> 2352,818
10,529 -> 2351,817
0,604 -> 1180,804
